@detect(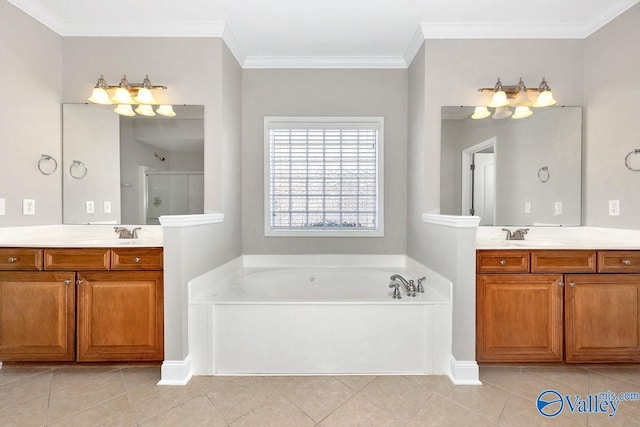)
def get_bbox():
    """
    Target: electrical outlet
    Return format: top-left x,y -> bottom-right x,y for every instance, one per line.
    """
0,197 -> 5,215
609,200 -> 621,216
554,201 -> 563,215
103,201 -> 111,214
86,201 -> 95,214
524,202 -> 531,214
22,199 -> 35,215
